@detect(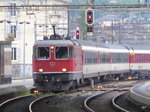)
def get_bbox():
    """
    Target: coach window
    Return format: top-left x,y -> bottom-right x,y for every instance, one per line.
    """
55,46 -> 68,59
37,47 -> 50,60
87,58 -> 92,64
105,53 -> 110,63
93,58 -> 97,63
101,52 -> 105,63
